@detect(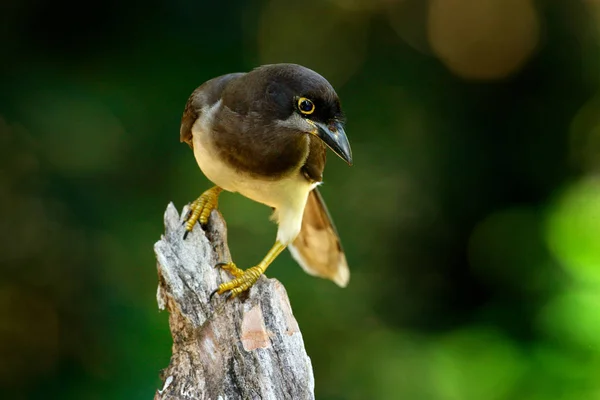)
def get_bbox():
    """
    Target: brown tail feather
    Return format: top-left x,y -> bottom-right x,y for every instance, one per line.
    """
288,187 -> 350,287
